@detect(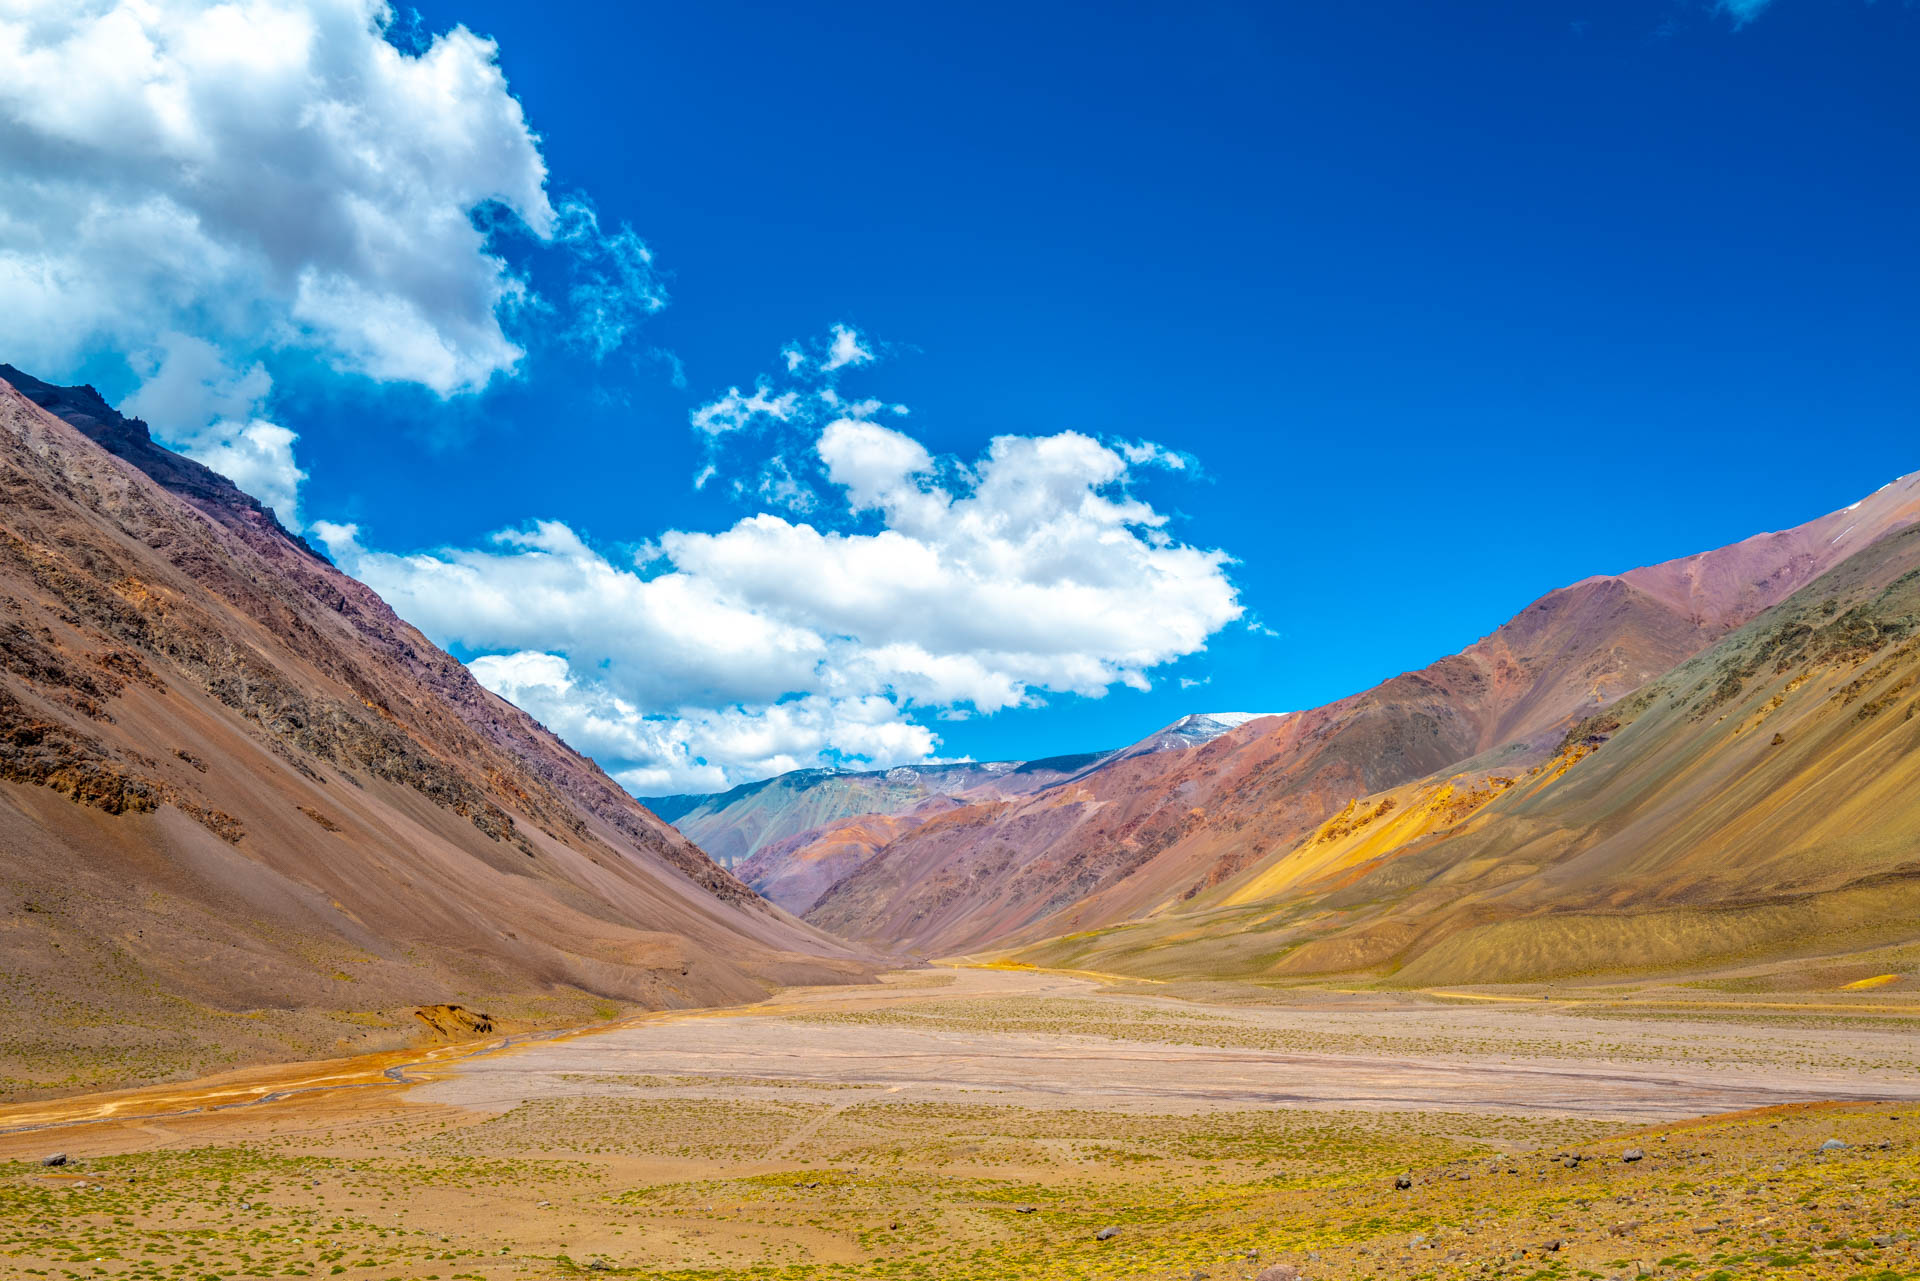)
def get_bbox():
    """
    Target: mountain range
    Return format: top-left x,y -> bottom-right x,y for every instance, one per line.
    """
671,715 -> 1272,914
665,471 -> 1920,974
4,360 -> 1915,1102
